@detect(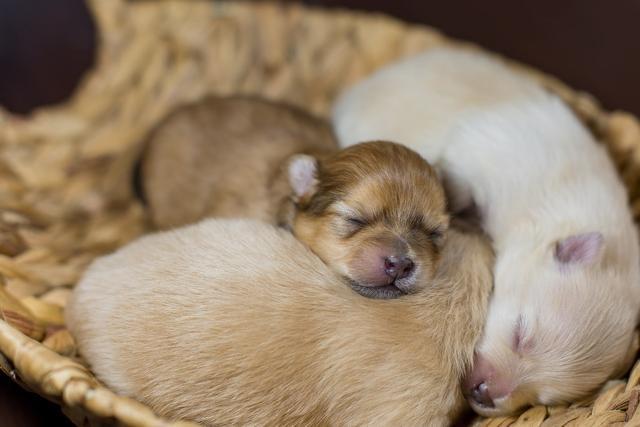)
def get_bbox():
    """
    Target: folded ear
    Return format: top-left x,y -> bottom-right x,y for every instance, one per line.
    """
554,232 -> 604,266
288,154 -> 319,204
